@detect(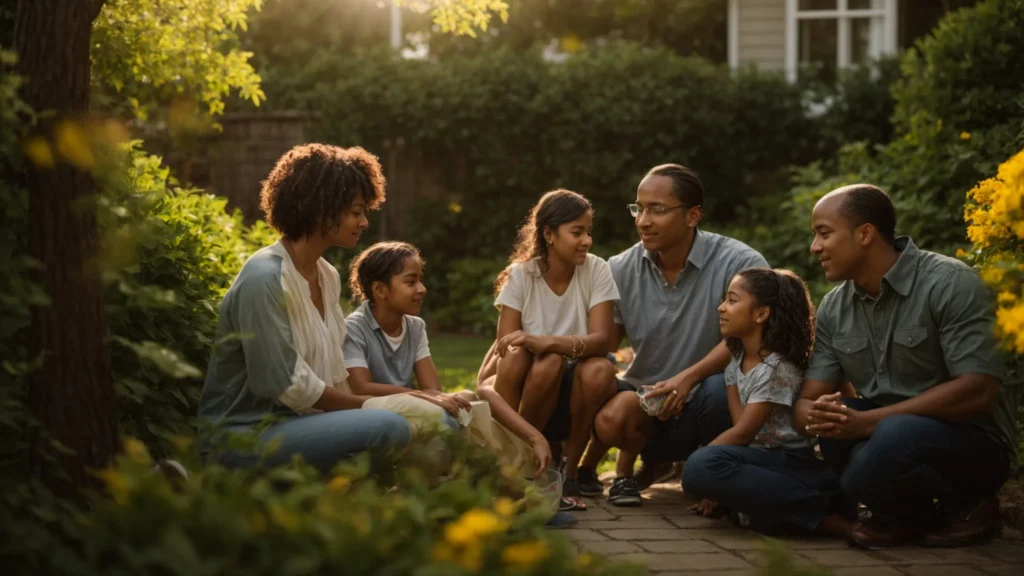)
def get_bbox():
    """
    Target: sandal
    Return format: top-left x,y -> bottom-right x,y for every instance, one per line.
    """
561,477 -> 588,511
